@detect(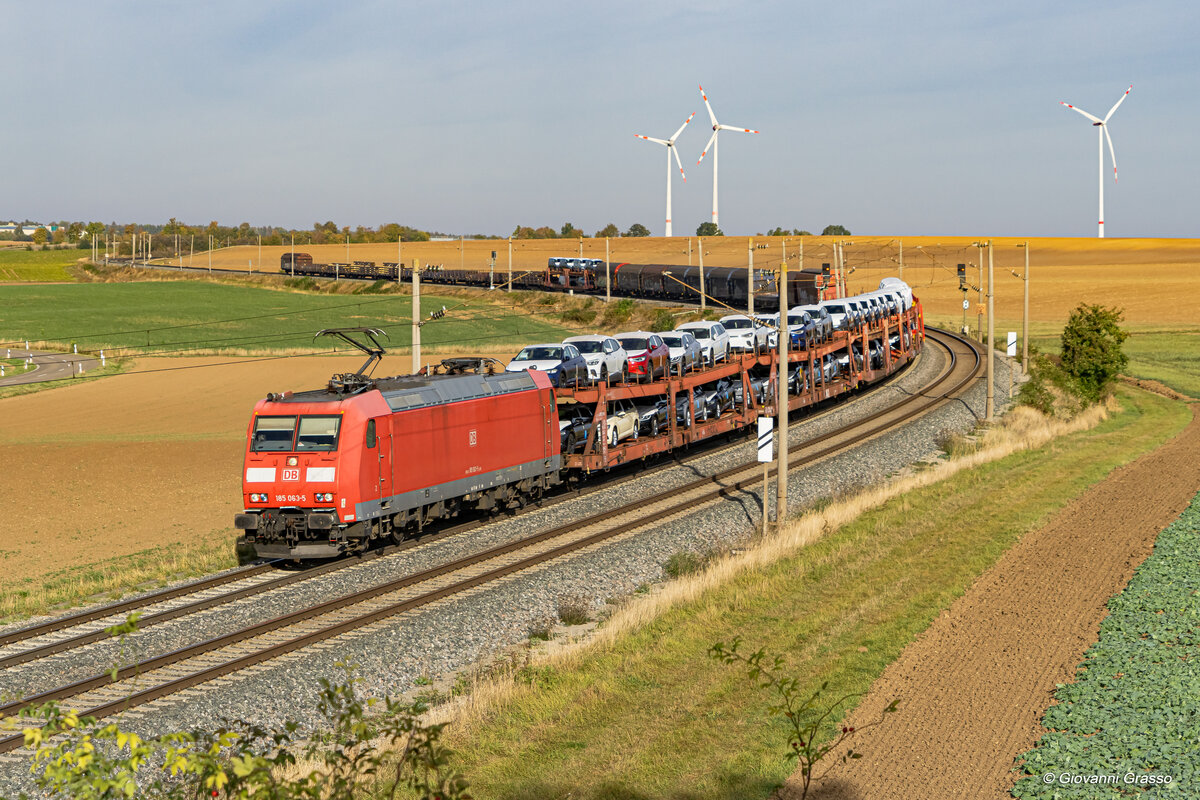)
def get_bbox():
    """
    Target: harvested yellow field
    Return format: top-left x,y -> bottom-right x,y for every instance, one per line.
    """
155,236 -> 1198,330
